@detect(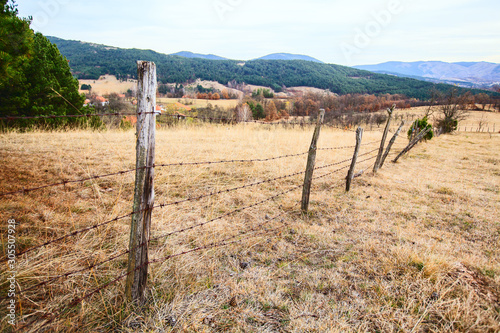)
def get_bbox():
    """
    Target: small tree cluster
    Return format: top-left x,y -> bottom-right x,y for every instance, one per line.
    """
246,101 -> 265,119
252,88 -> 274,99
80,84 -> 92,91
